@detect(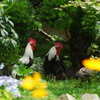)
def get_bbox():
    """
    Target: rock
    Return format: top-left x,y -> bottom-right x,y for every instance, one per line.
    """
81,93 -> 100,100
58,94 -> 76,100
74,67 -> 93,79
